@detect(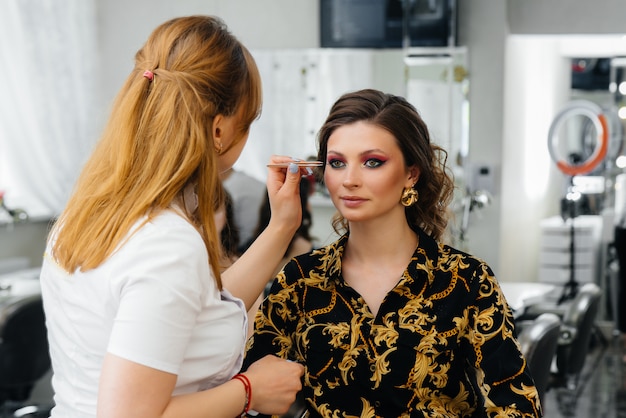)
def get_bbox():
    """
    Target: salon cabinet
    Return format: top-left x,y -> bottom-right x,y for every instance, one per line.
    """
537,215 -> 604,287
